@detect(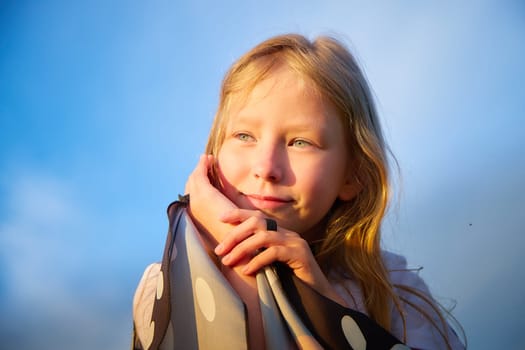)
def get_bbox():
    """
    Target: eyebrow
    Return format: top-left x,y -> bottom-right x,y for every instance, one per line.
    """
228,114 -> 332,148
231,111 -> 329,130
